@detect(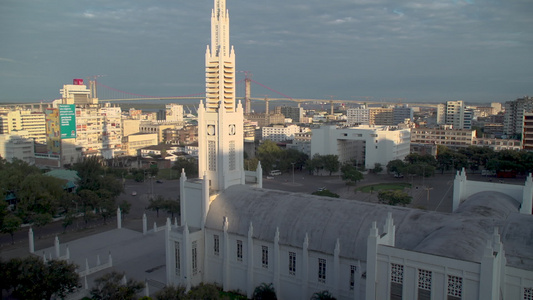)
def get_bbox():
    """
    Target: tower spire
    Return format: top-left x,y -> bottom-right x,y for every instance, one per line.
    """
198,0 -> 244,191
